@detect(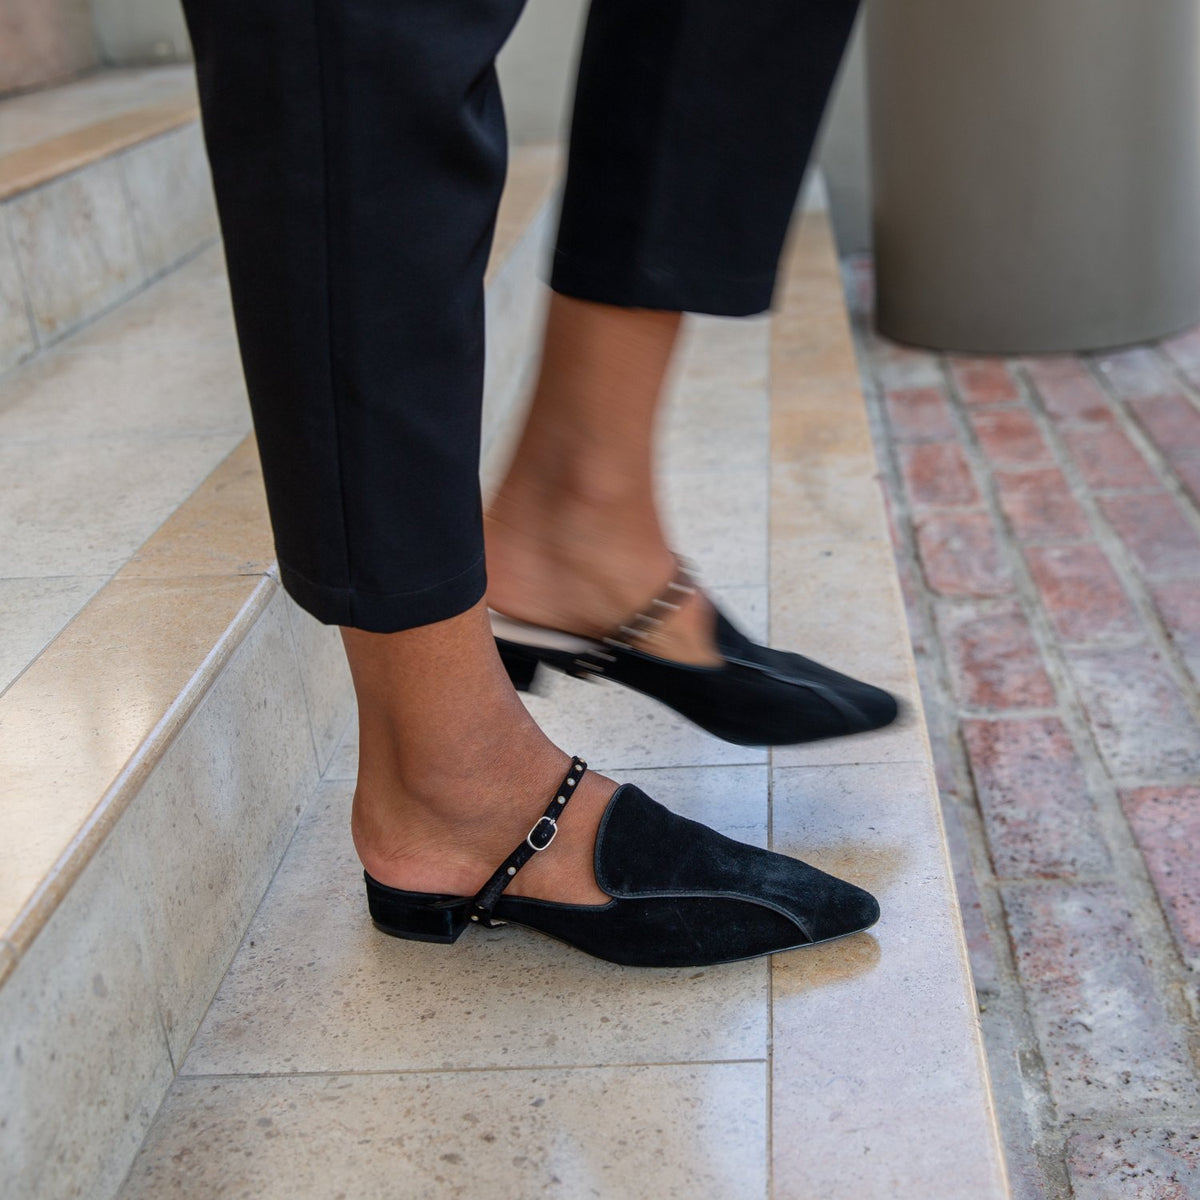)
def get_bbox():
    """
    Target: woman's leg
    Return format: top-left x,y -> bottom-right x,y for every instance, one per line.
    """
488,1 -> 862,659
182,0 -> 612,902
